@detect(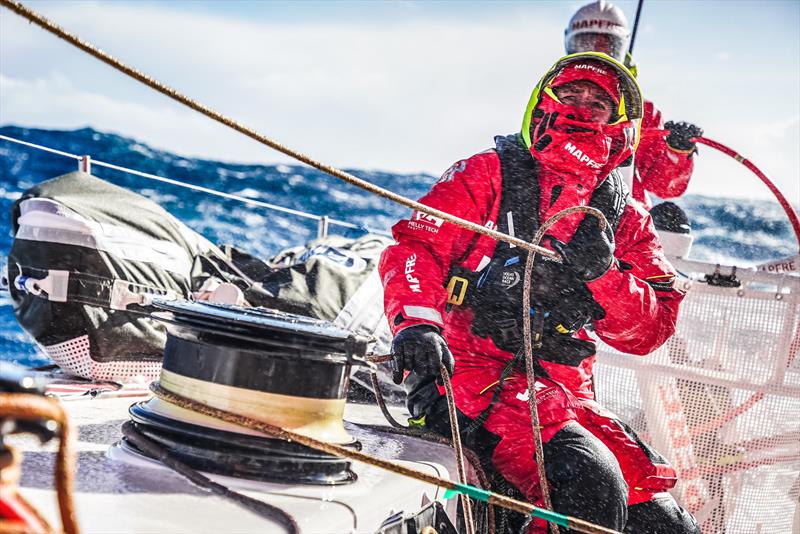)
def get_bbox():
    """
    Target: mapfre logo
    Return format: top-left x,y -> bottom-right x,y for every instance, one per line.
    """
564,141 -> 603,169
574,63 -> 609,76
405,254 -> 422,293
571,19 -> 624,31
